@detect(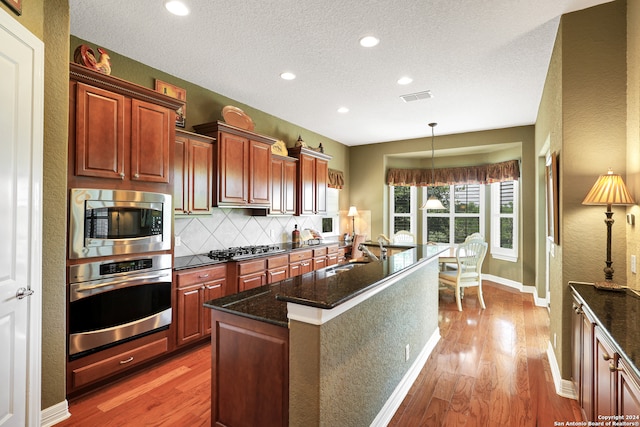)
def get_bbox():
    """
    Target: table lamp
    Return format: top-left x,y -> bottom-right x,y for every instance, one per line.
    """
347,206 -> 358,239
582,169 -> 635,285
